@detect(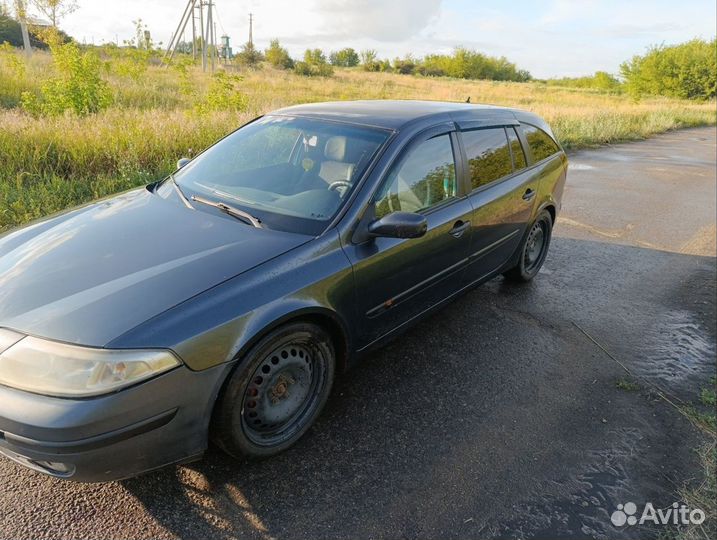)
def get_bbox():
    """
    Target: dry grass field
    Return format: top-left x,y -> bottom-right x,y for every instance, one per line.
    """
1,49 -> 715,232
